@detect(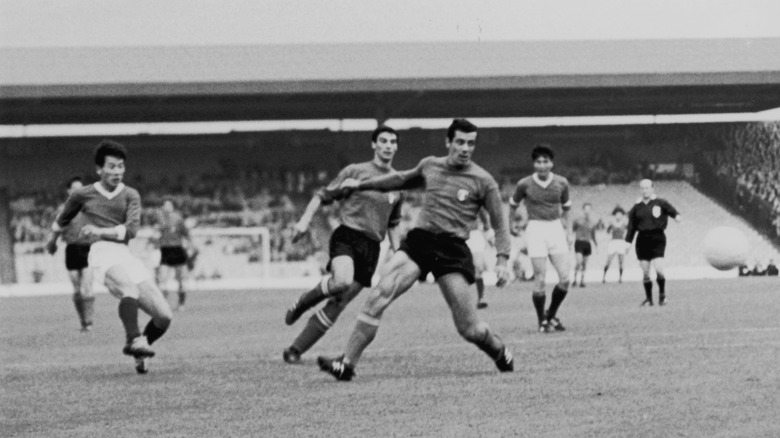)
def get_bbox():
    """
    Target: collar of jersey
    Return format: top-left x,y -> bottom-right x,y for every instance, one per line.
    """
532,172 -> 555,188
94,182 -> 126,200
637,194 -> 658,204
